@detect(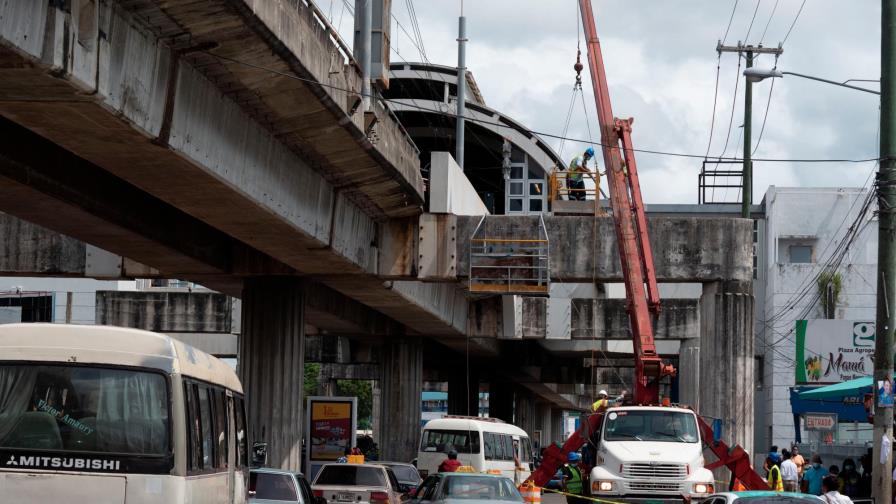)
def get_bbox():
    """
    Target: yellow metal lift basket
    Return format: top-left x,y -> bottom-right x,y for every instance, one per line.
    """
468,214 -> 550,295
